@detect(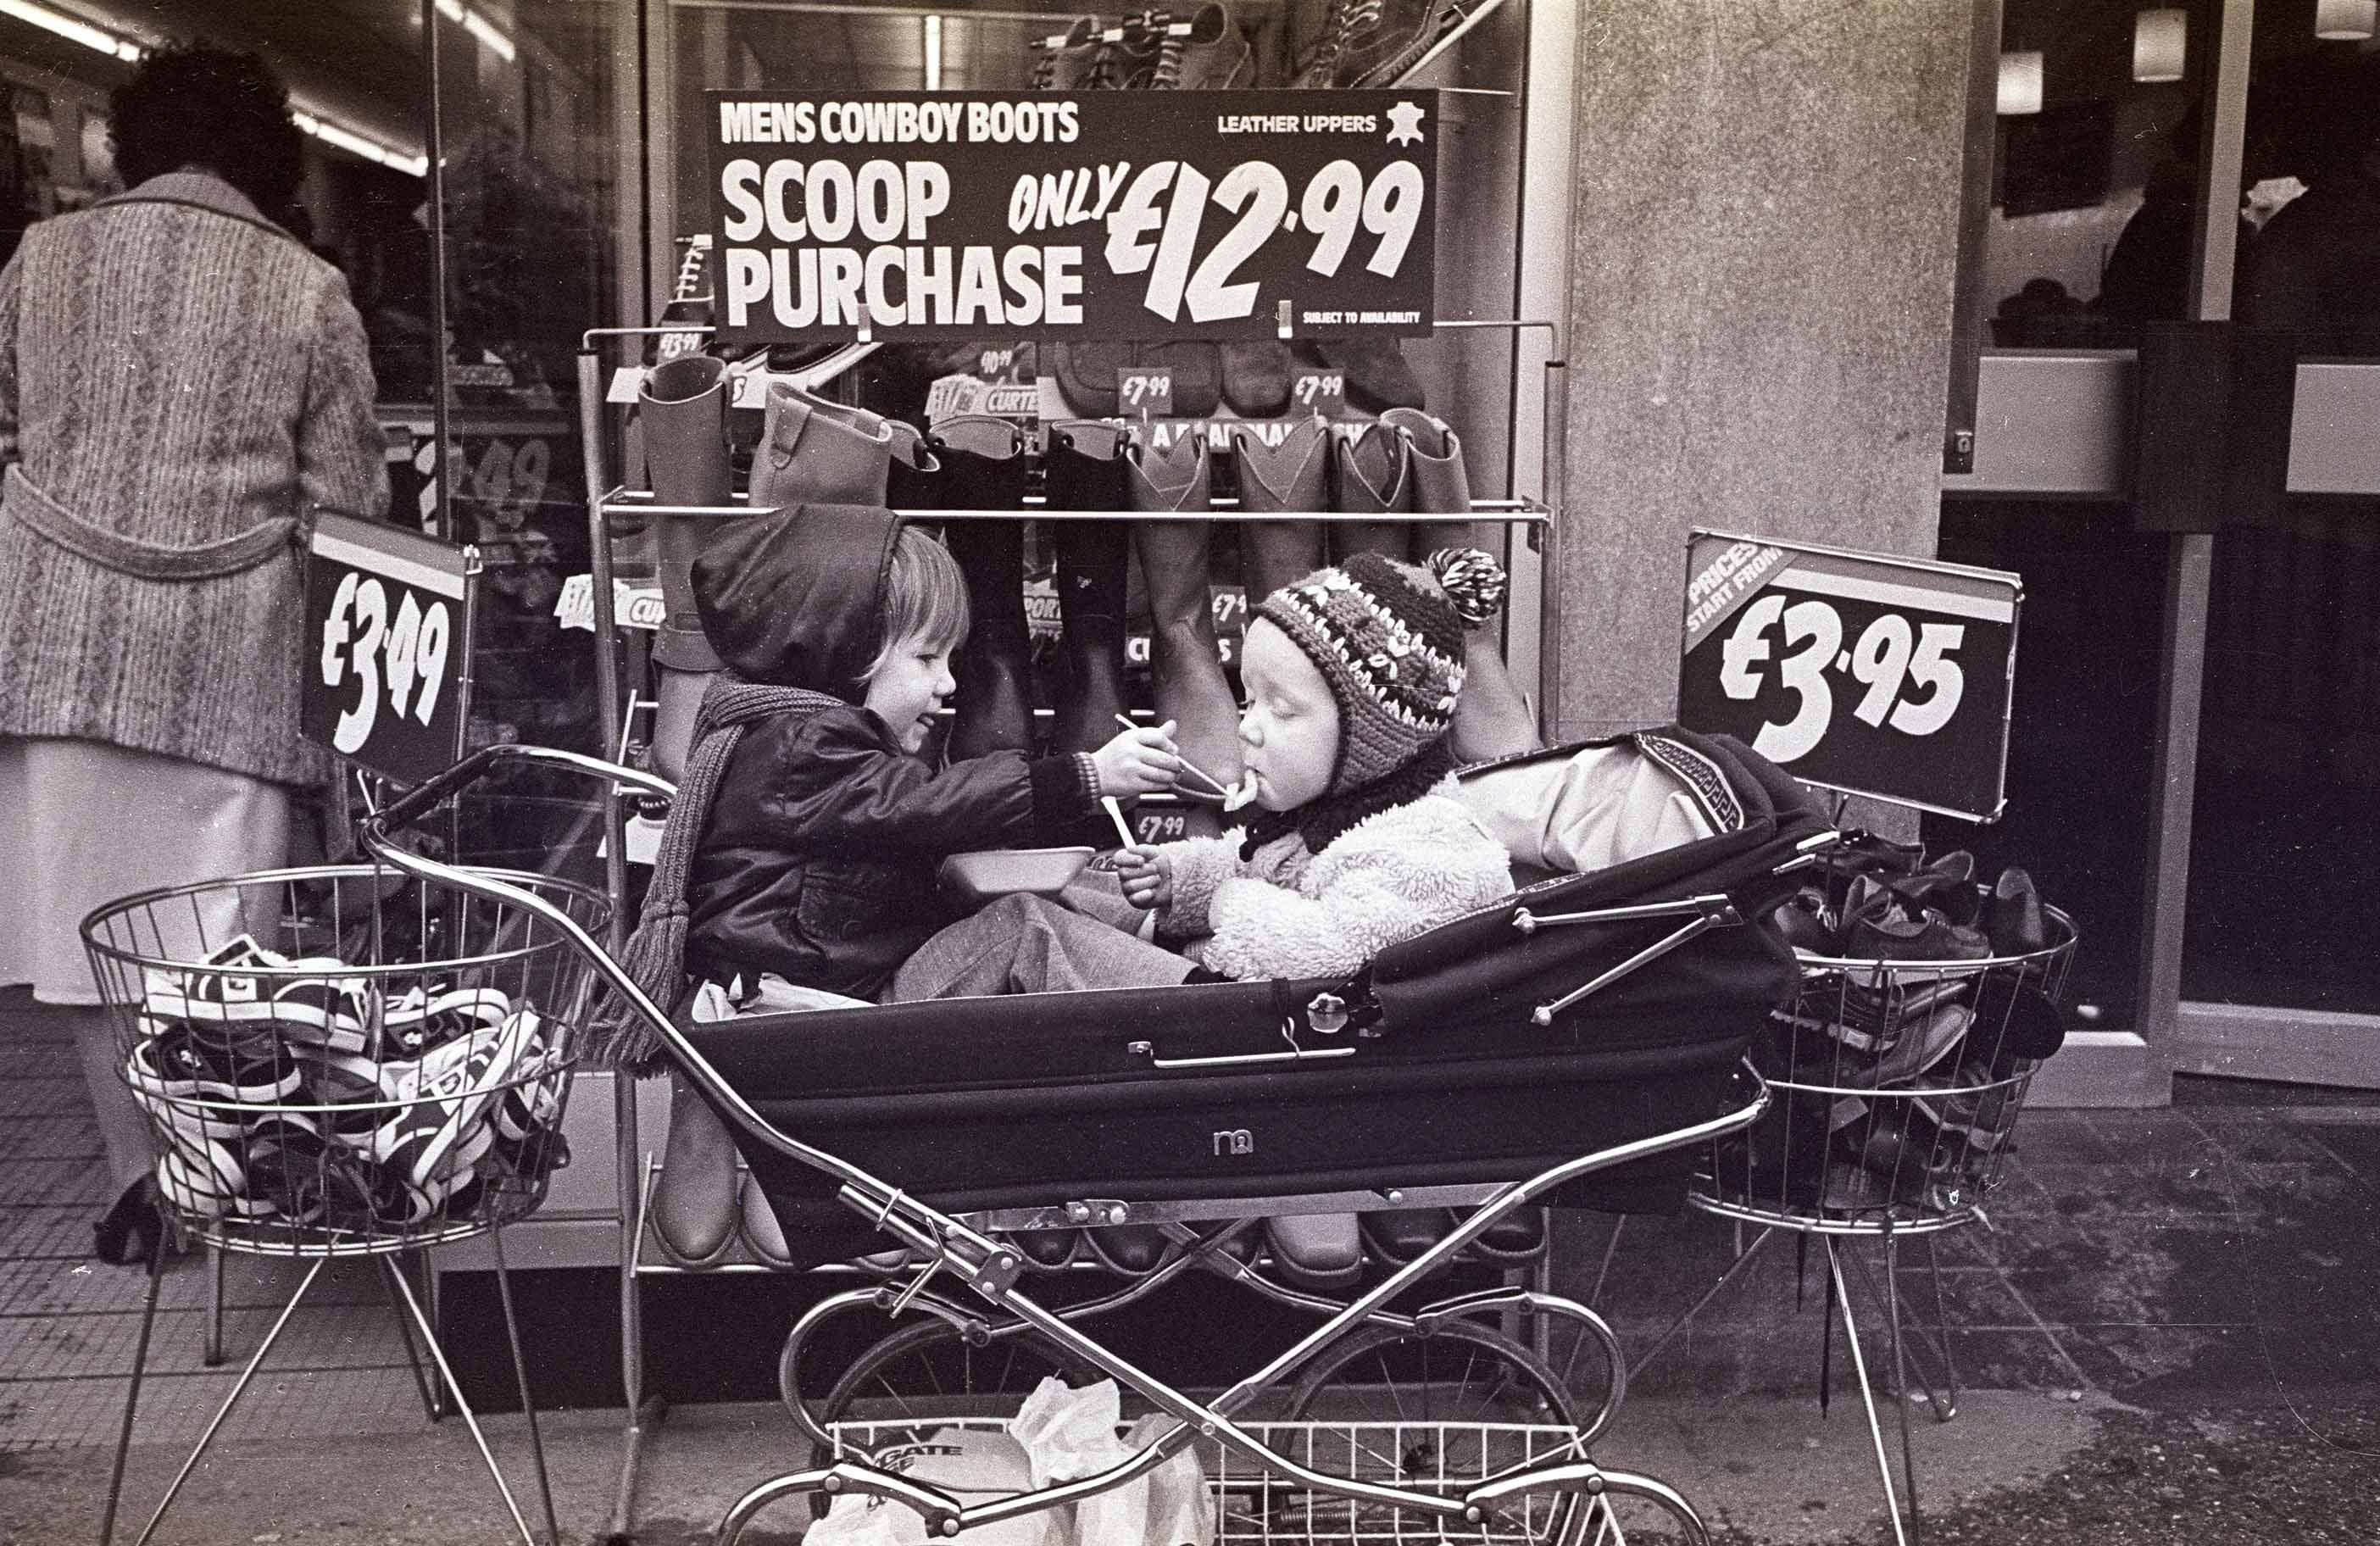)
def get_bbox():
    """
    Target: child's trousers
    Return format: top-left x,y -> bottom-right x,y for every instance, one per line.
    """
888,892 -> 1194,1001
